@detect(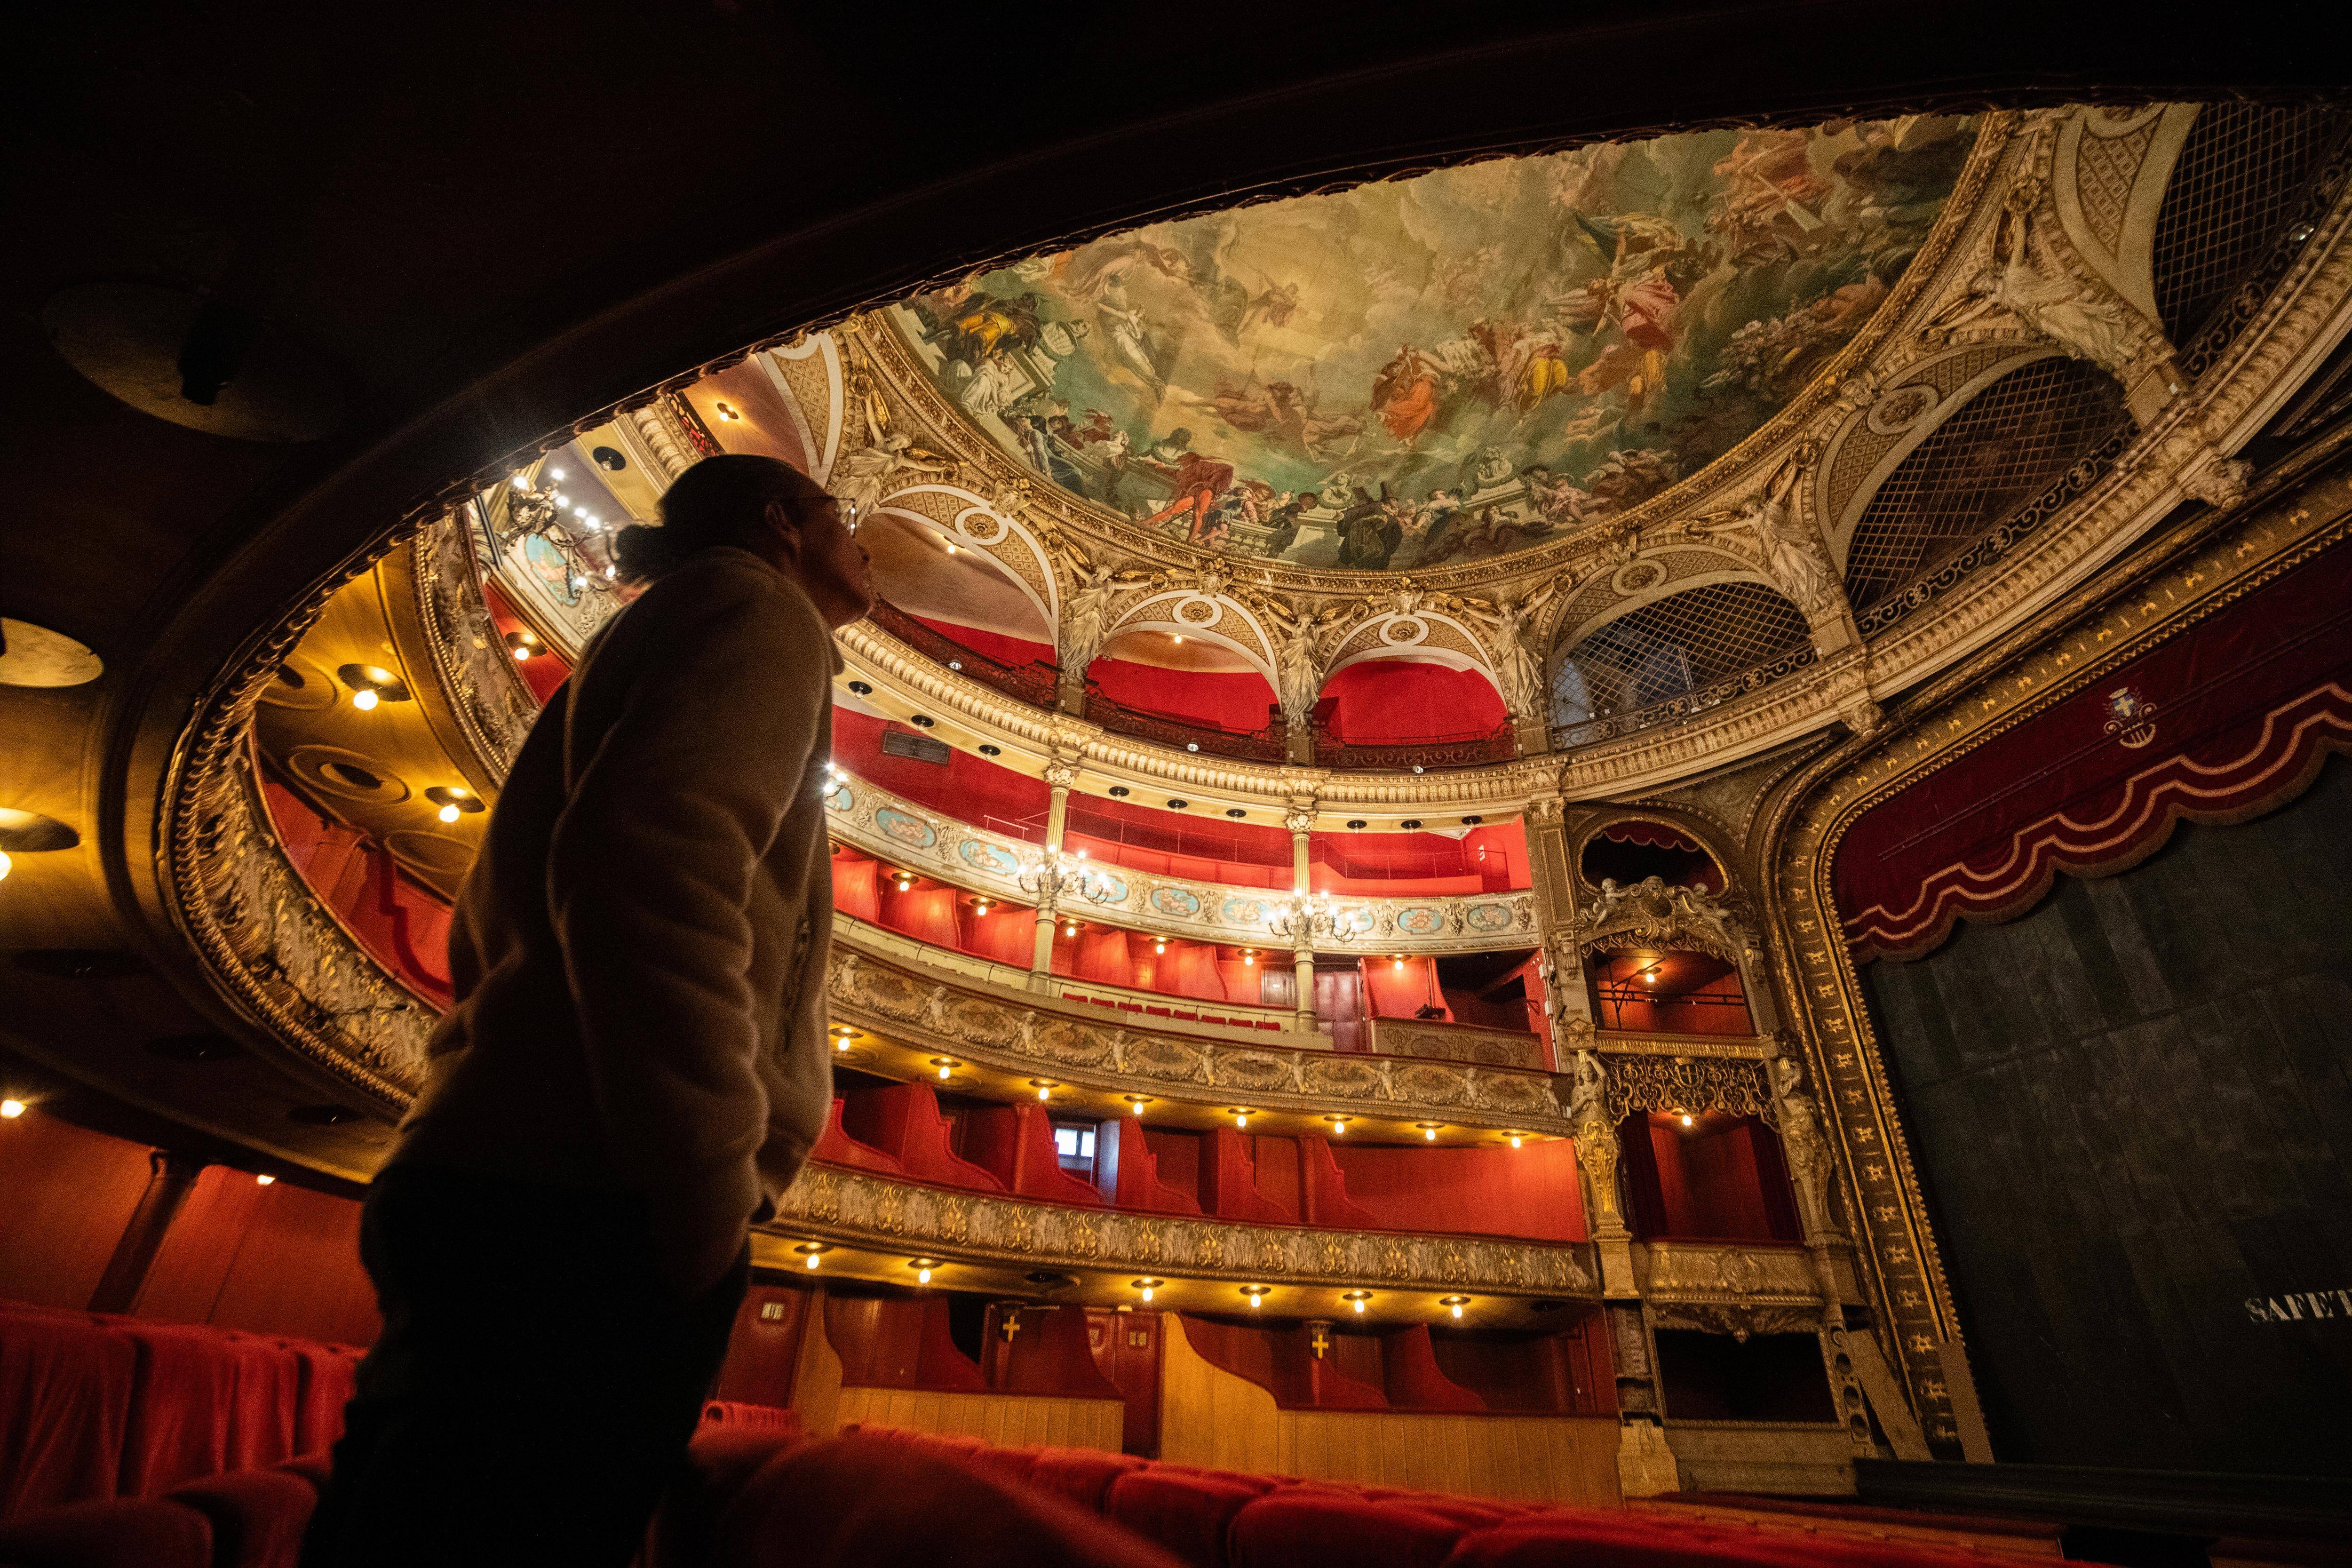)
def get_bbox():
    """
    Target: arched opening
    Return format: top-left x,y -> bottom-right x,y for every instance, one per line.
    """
1842,356 -> 2130,618
1087,629 -> 1281,758
859,510 -> 1060,707
1550,581 -> 1809,735
1313,657 -> 1508,749
1578,820 -> 1725,895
